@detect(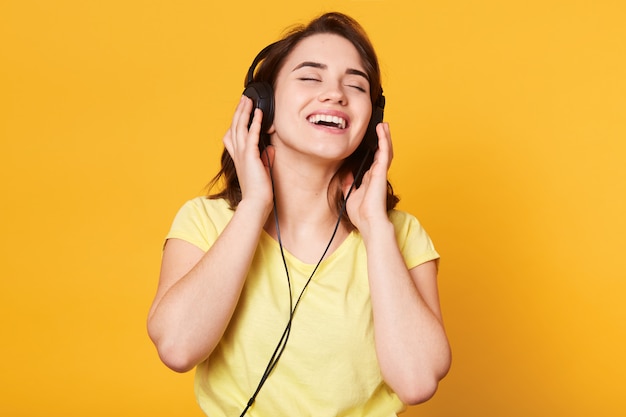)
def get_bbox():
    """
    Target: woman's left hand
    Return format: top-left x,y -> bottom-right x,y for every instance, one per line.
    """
342,122 -> 393,238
